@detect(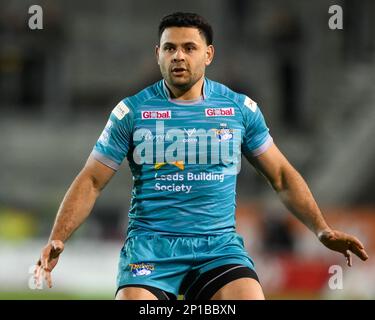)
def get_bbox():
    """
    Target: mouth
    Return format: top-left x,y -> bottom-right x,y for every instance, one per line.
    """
171,67 -> 187,76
